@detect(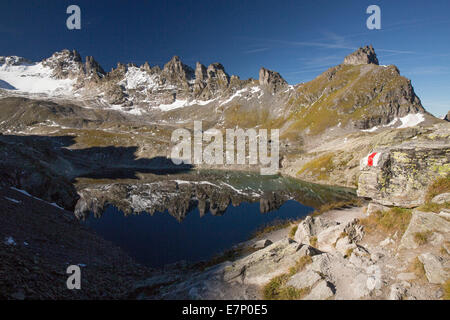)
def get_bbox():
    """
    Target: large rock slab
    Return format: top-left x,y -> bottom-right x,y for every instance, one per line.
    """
357,145 -> 450,207
400,210 -> 450,250
432,193 -> 450,204
303,280 -> 335,300
286,269 -> 322,290
418,253 -> 449,284
309,253 -> 372,299
223,239 -> 315,286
